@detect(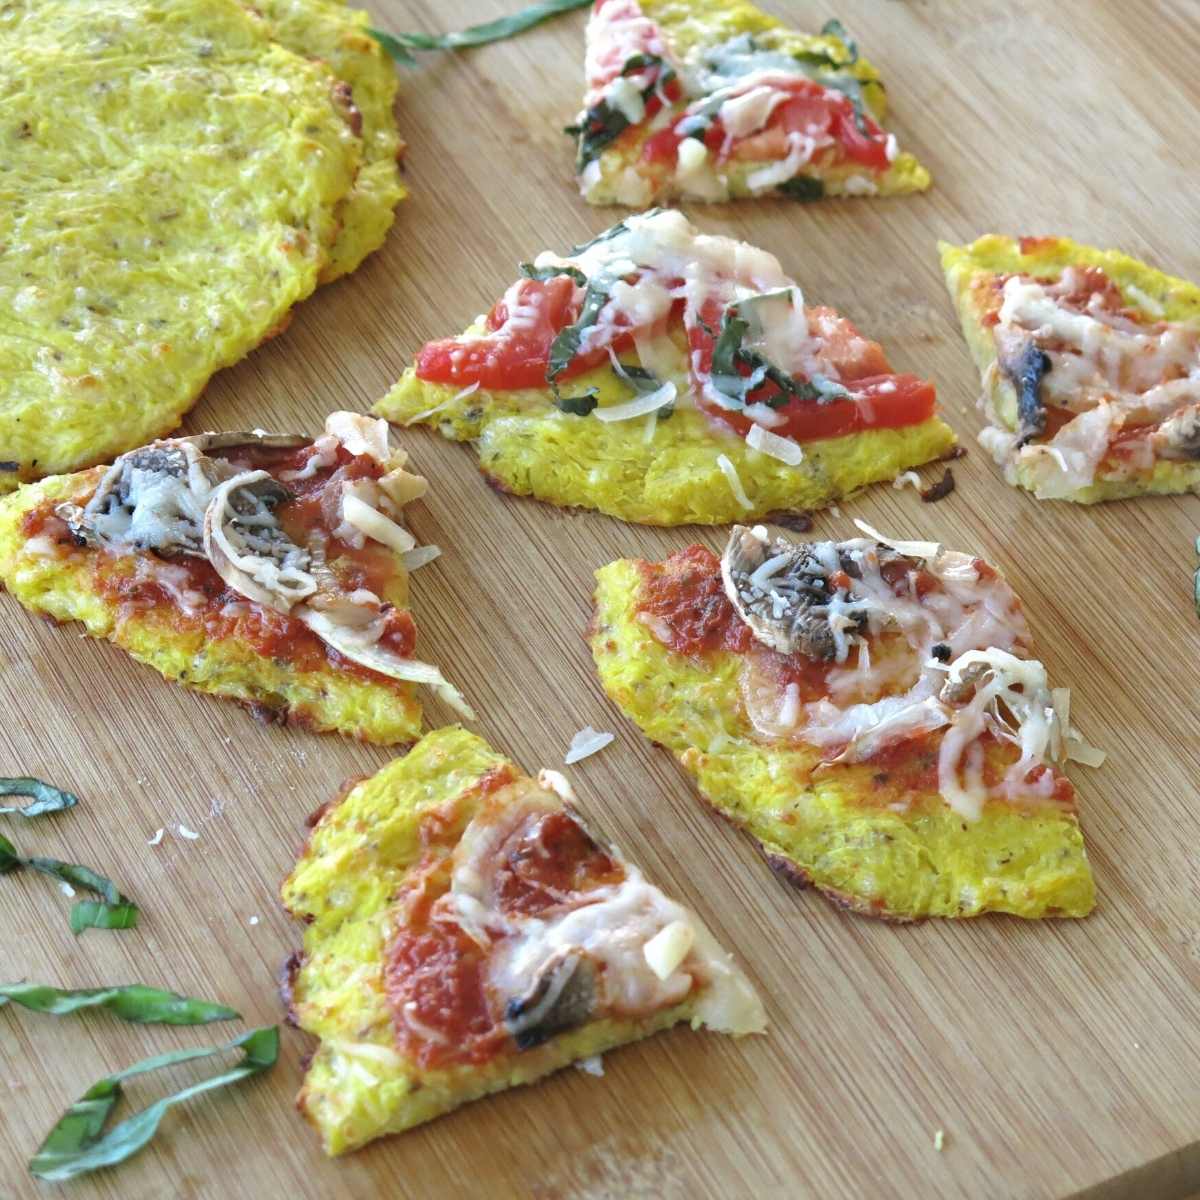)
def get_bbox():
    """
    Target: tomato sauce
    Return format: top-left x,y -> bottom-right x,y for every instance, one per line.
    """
384,799 -> 627,1069
636,546 -> 753,656
492,810 -> 624,917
